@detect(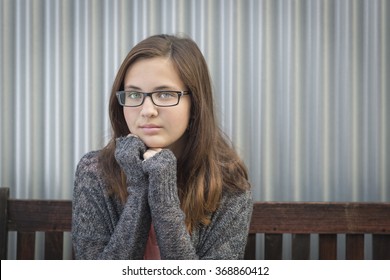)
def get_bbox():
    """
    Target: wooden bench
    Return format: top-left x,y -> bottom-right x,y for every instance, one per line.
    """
1,187 -> 389,260
244,201 -> 390,259
0,187 -> 72,259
